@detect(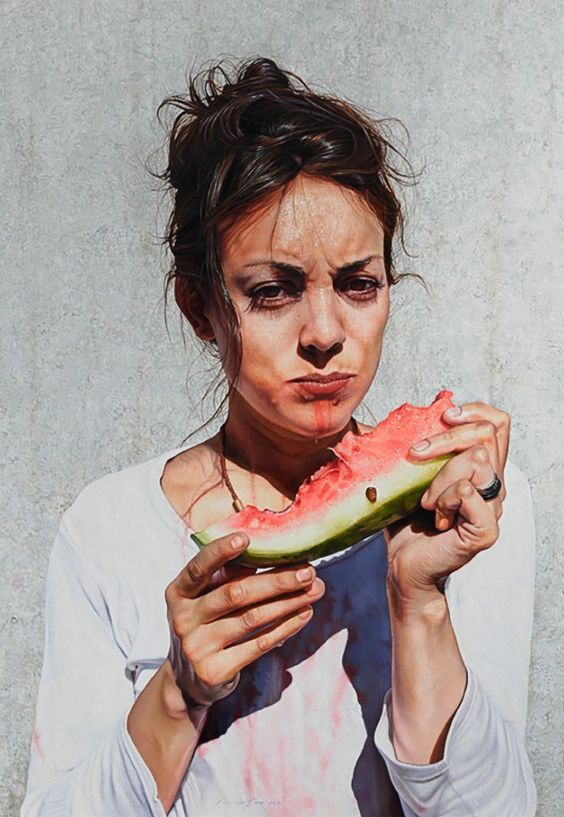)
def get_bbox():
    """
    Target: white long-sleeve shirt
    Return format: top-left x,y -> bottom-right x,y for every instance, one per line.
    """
21,446 -> 537,817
